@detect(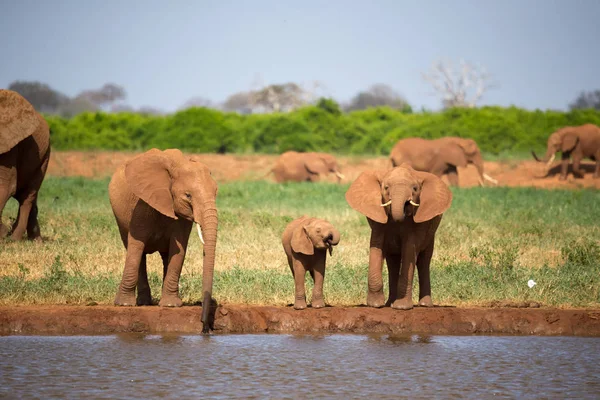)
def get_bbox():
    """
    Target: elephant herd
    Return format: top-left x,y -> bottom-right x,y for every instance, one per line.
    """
2,89 -> 600,333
